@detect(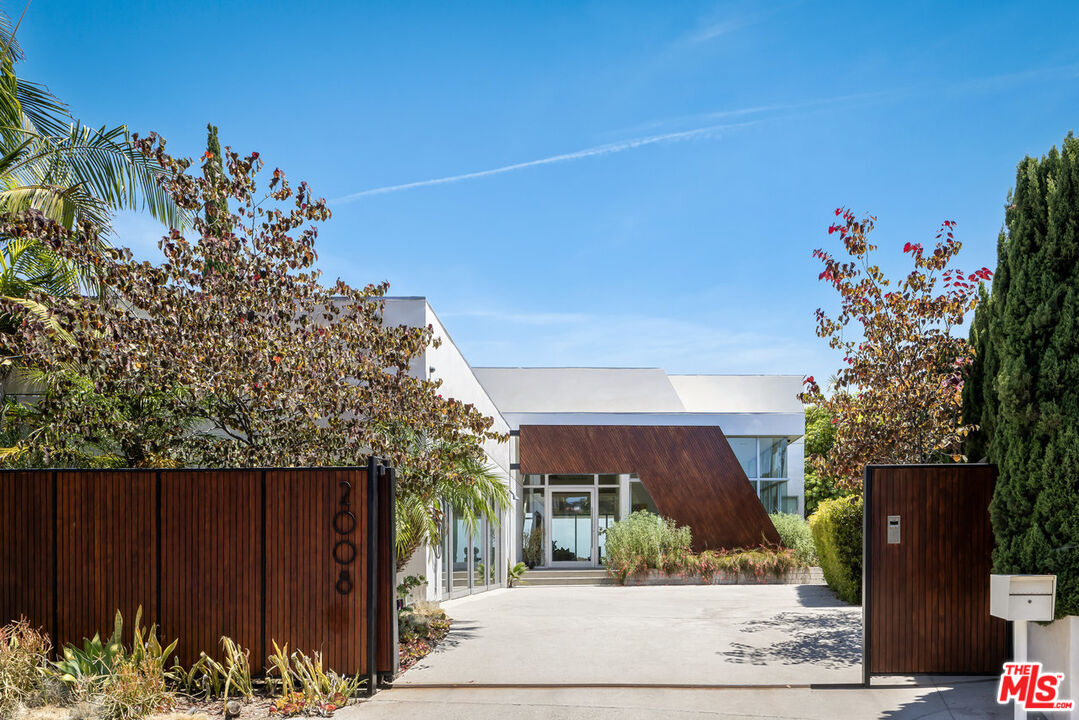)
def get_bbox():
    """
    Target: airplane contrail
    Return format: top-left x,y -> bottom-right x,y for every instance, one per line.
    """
331,120 -> 756,203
